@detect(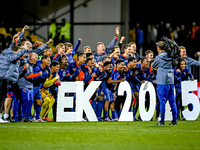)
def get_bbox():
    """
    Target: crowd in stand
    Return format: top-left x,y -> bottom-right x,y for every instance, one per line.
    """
132,22 -> 200,57
0,25 -> 200,125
